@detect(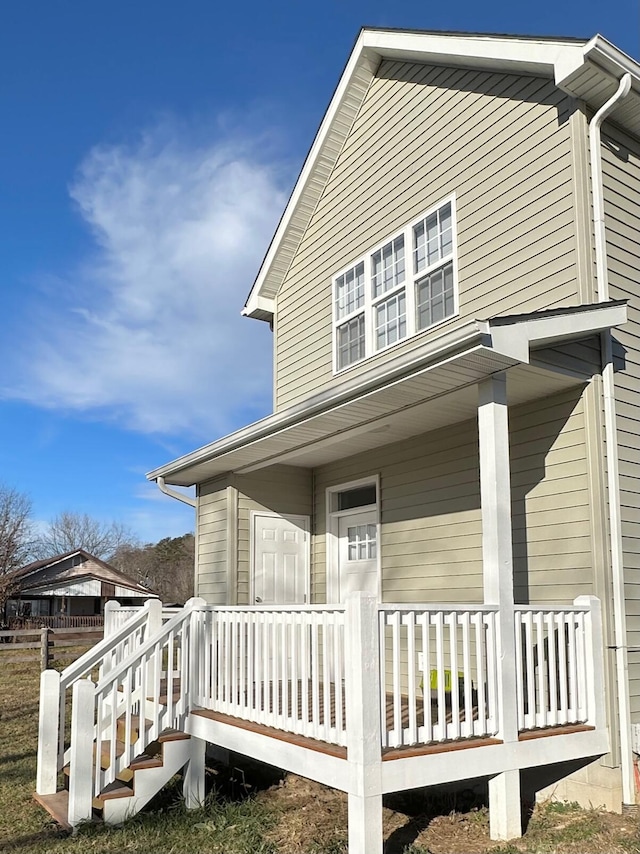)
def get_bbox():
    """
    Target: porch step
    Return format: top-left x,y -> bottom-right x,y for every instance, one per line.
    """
97,778 -> 134,801
41,727 -> 192,829
158,728 -> 190,743
33,791 -> 71,830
